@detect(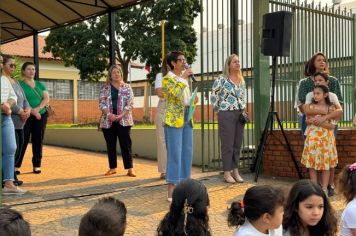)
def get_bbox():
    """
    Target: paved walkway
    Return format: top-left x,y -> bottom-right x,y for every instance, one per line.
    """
2,145 -> 346,236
